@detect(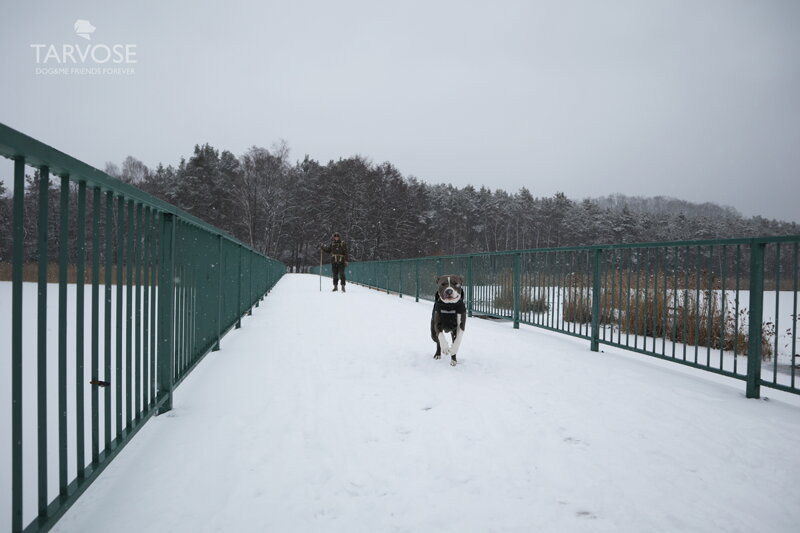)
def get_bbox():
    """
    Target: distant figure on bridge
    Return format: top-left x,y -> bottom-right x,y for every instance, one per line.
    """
321,232 -> 349,292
